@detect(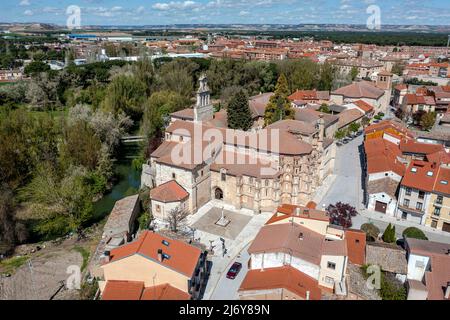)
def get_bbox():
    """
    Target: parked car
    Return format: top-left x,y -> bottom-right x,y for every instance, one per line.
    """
226,262 -> 242,279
